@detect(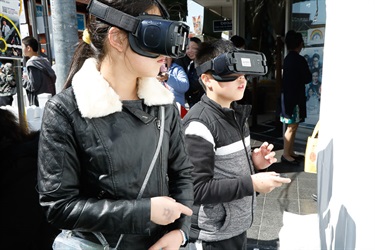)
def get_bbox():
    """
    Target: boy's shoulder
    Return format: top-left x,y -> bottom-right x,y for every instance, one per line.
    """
183,101 -> 211,124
